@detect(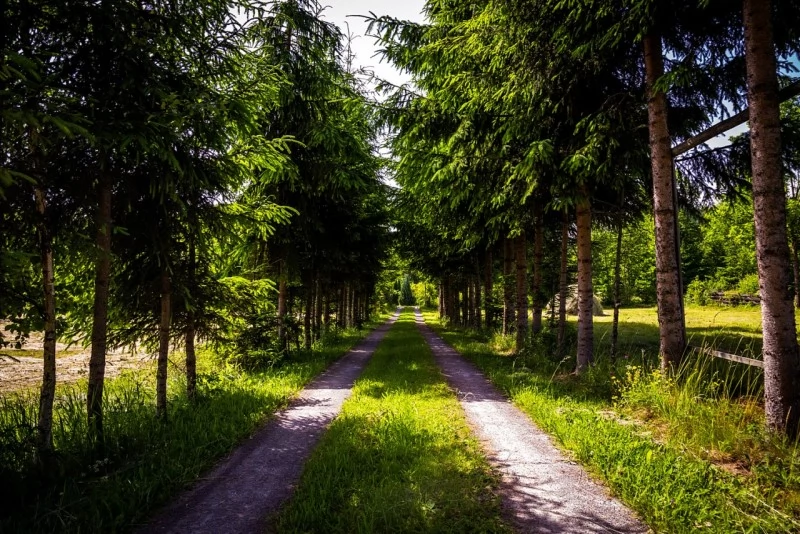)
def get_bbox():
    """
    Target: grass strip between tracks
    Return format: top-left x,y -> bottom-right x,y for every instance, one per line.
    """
274,309 -> 510,533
